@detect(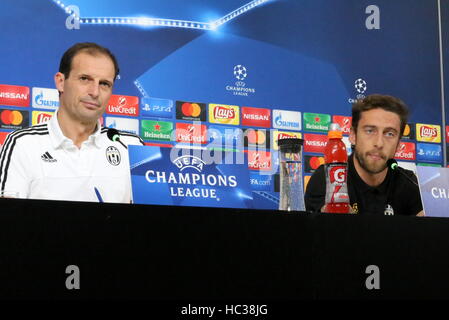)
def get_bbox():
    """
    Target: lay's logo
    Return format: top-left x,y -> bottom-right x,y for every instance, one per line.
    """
420,126 -> 437,138
272,130 -> 302,150
416,124 -> 441,143
209,104 -> 239,125
32,111 -> 54,125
